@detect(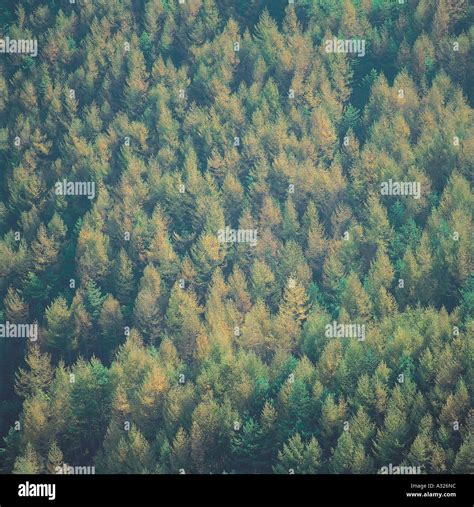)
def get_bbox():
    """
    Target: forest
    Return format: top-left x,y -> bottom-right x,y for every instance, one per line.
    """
0,0 -> 472,475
